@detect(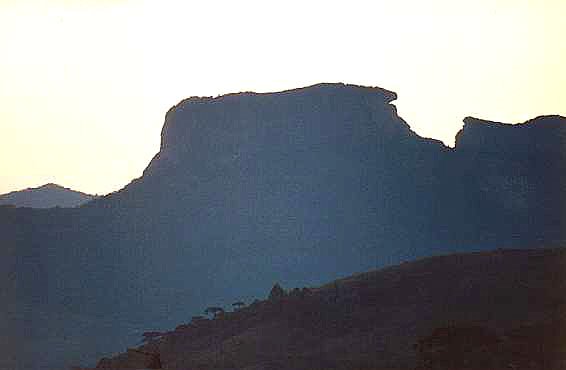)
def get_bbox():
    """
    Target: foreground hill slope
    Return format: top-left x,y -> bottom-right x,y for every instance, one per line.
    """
1,83 -> 565,370
82,248 -> 566,370
0,183 -> 95,208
